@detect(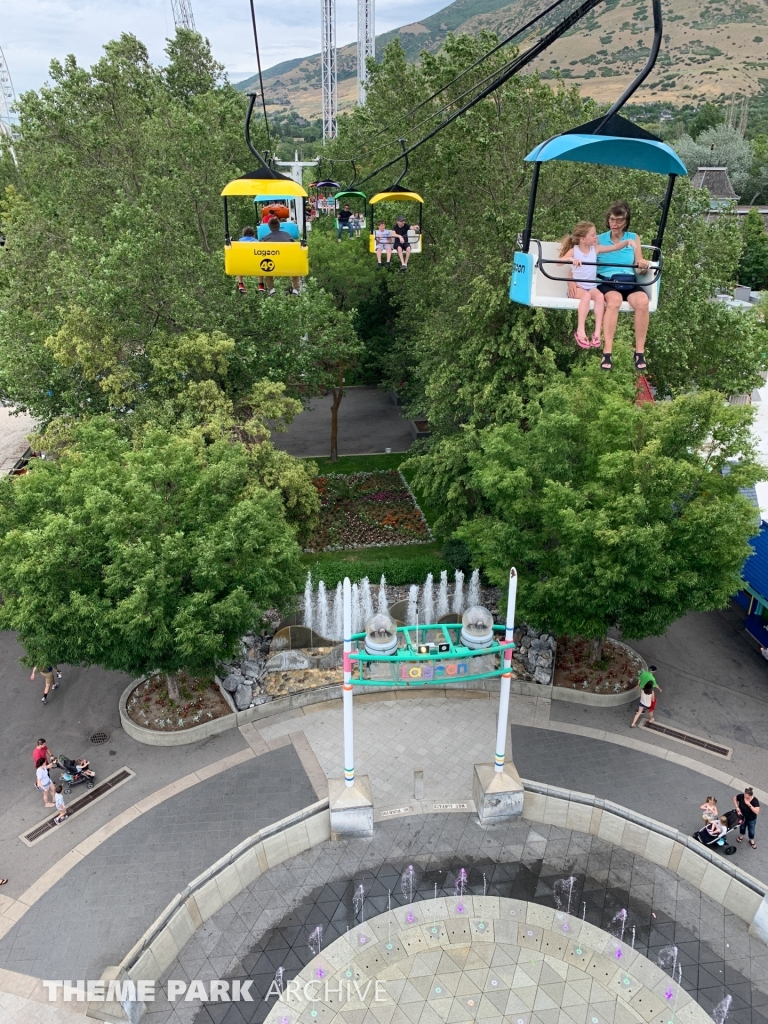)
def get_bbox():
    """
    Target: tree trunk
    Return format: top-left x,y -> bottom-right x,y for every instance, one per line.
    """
590,636 -> 604,663
166,673 -> 180,703
330,365 -> 344,462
